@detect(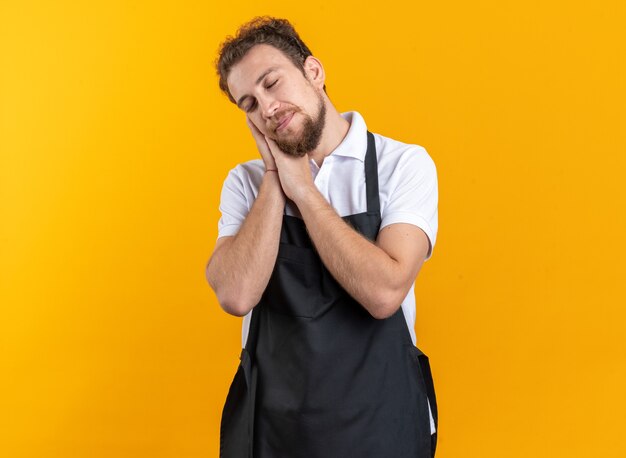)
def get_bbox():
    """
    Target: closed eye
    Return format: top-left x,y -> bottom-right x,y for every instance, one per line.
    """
245,100 -> 257,113
244,79 -> 278,112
